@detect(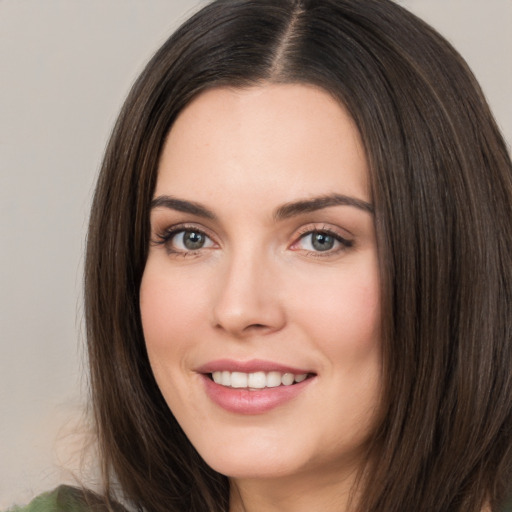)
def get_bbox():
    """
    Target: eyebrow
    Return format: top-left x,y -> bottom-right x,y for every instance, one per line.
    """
150,193 -> 374,220
273,194 -> 374,220
150,196 -> 216,219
